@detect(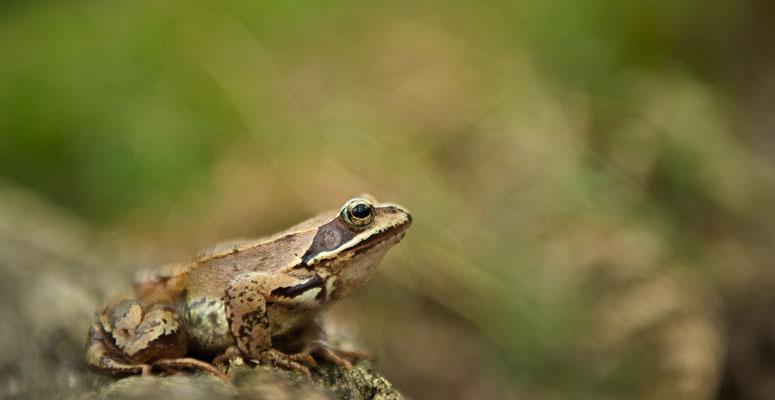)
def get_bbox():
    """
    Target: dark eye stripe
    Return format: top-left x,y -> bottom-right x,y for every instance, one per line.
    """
299,218 -> 357,266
